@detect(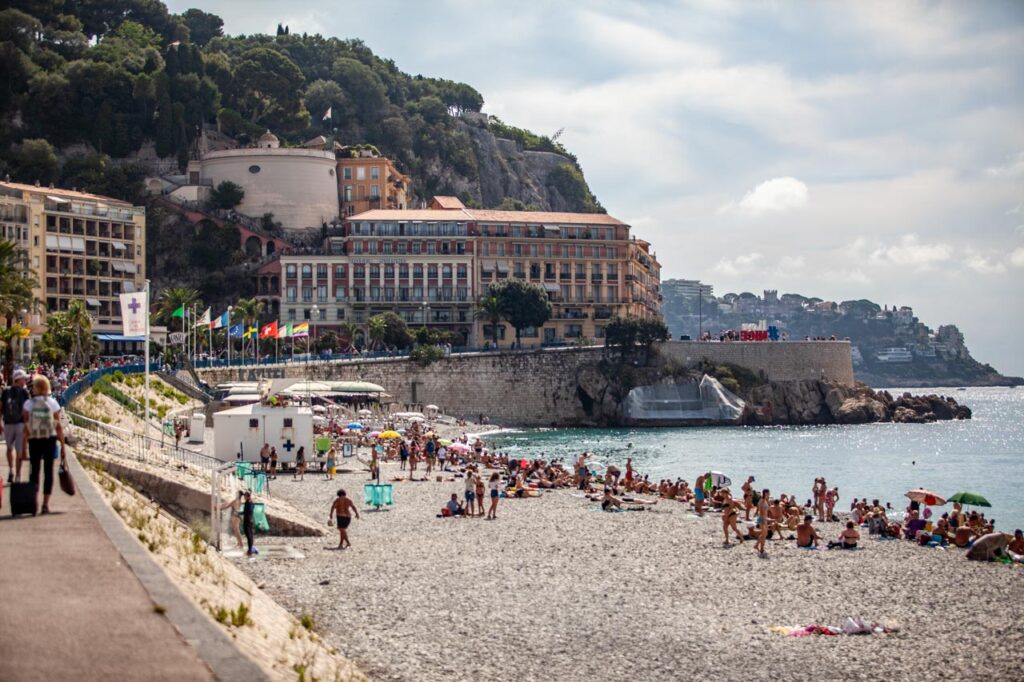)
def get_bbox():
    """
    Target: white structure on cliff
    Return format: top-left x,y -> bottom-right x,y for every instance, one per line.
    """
194,131 -> 339,232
